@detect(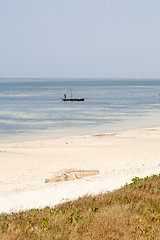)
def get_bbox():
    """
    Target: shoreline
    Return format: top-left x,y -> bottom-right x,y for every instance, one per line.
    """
1,126 -> 160,214
2,111 -> 160,144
